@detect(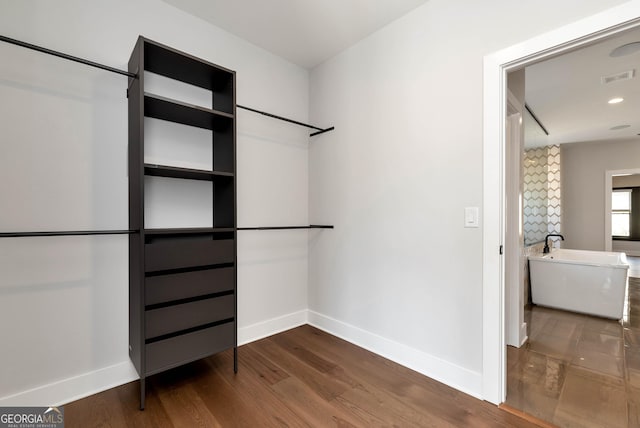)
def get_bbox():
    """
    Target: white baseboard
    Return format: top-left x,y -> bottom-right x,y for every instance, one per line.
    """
0,361 -> 139,407
307,310 -> 483,399
238,309 -> 308,346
